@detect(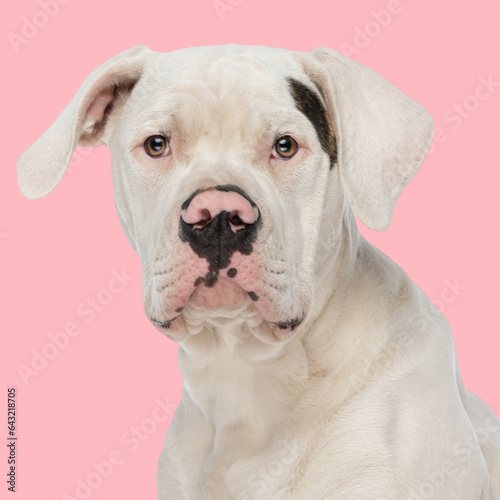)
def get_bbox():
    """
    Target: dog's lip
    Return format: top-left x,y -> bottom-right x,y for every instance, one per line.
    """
272,318 -> 302,331
150,312 -> 303,333
150,315 -> 181,330
148,281 -> 207,329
